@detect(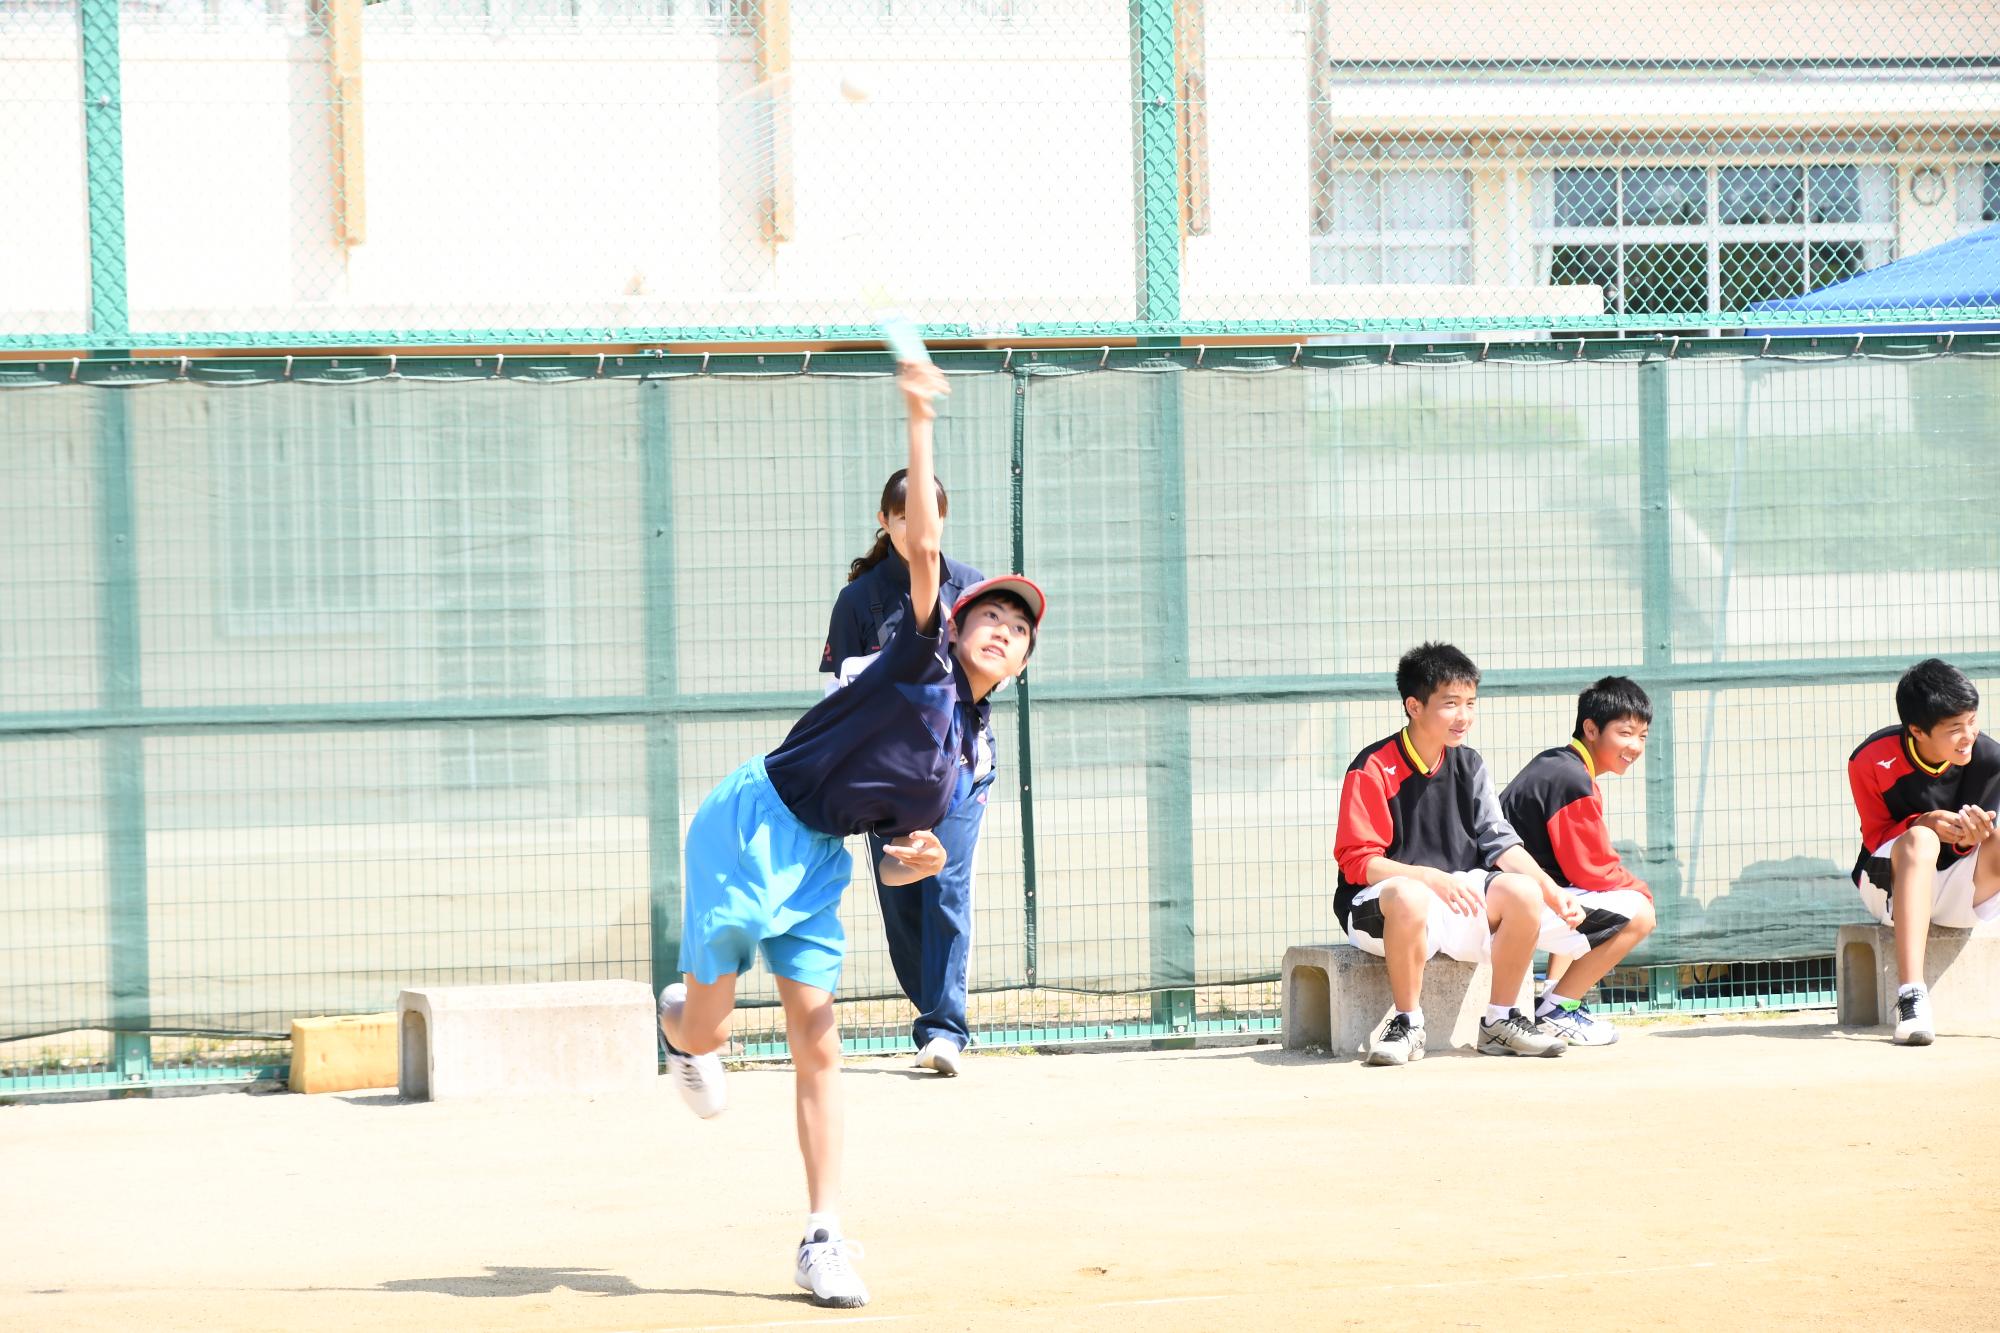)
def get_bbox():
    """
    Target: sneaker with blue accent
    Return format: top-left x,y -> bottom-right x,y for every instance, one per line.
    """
1535,998 -> 1619,1047
795,1229 -> 869,1308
